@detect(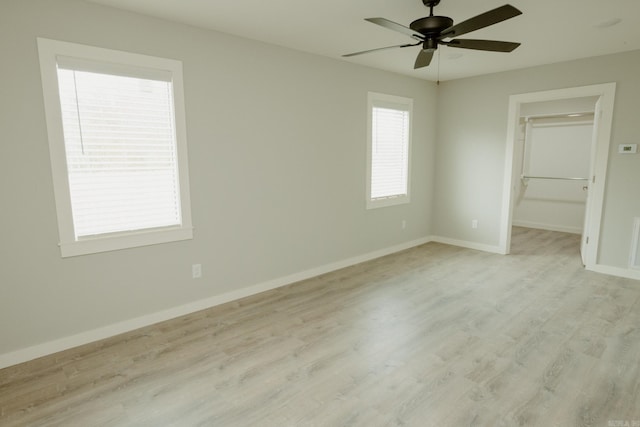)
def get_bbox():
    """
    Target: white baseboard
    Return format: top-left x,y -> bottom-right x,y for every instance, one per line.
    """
0,236 -> 431,370
588,264 -> 640,281
429,235 -> 504,254
512,220 -> 582,235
